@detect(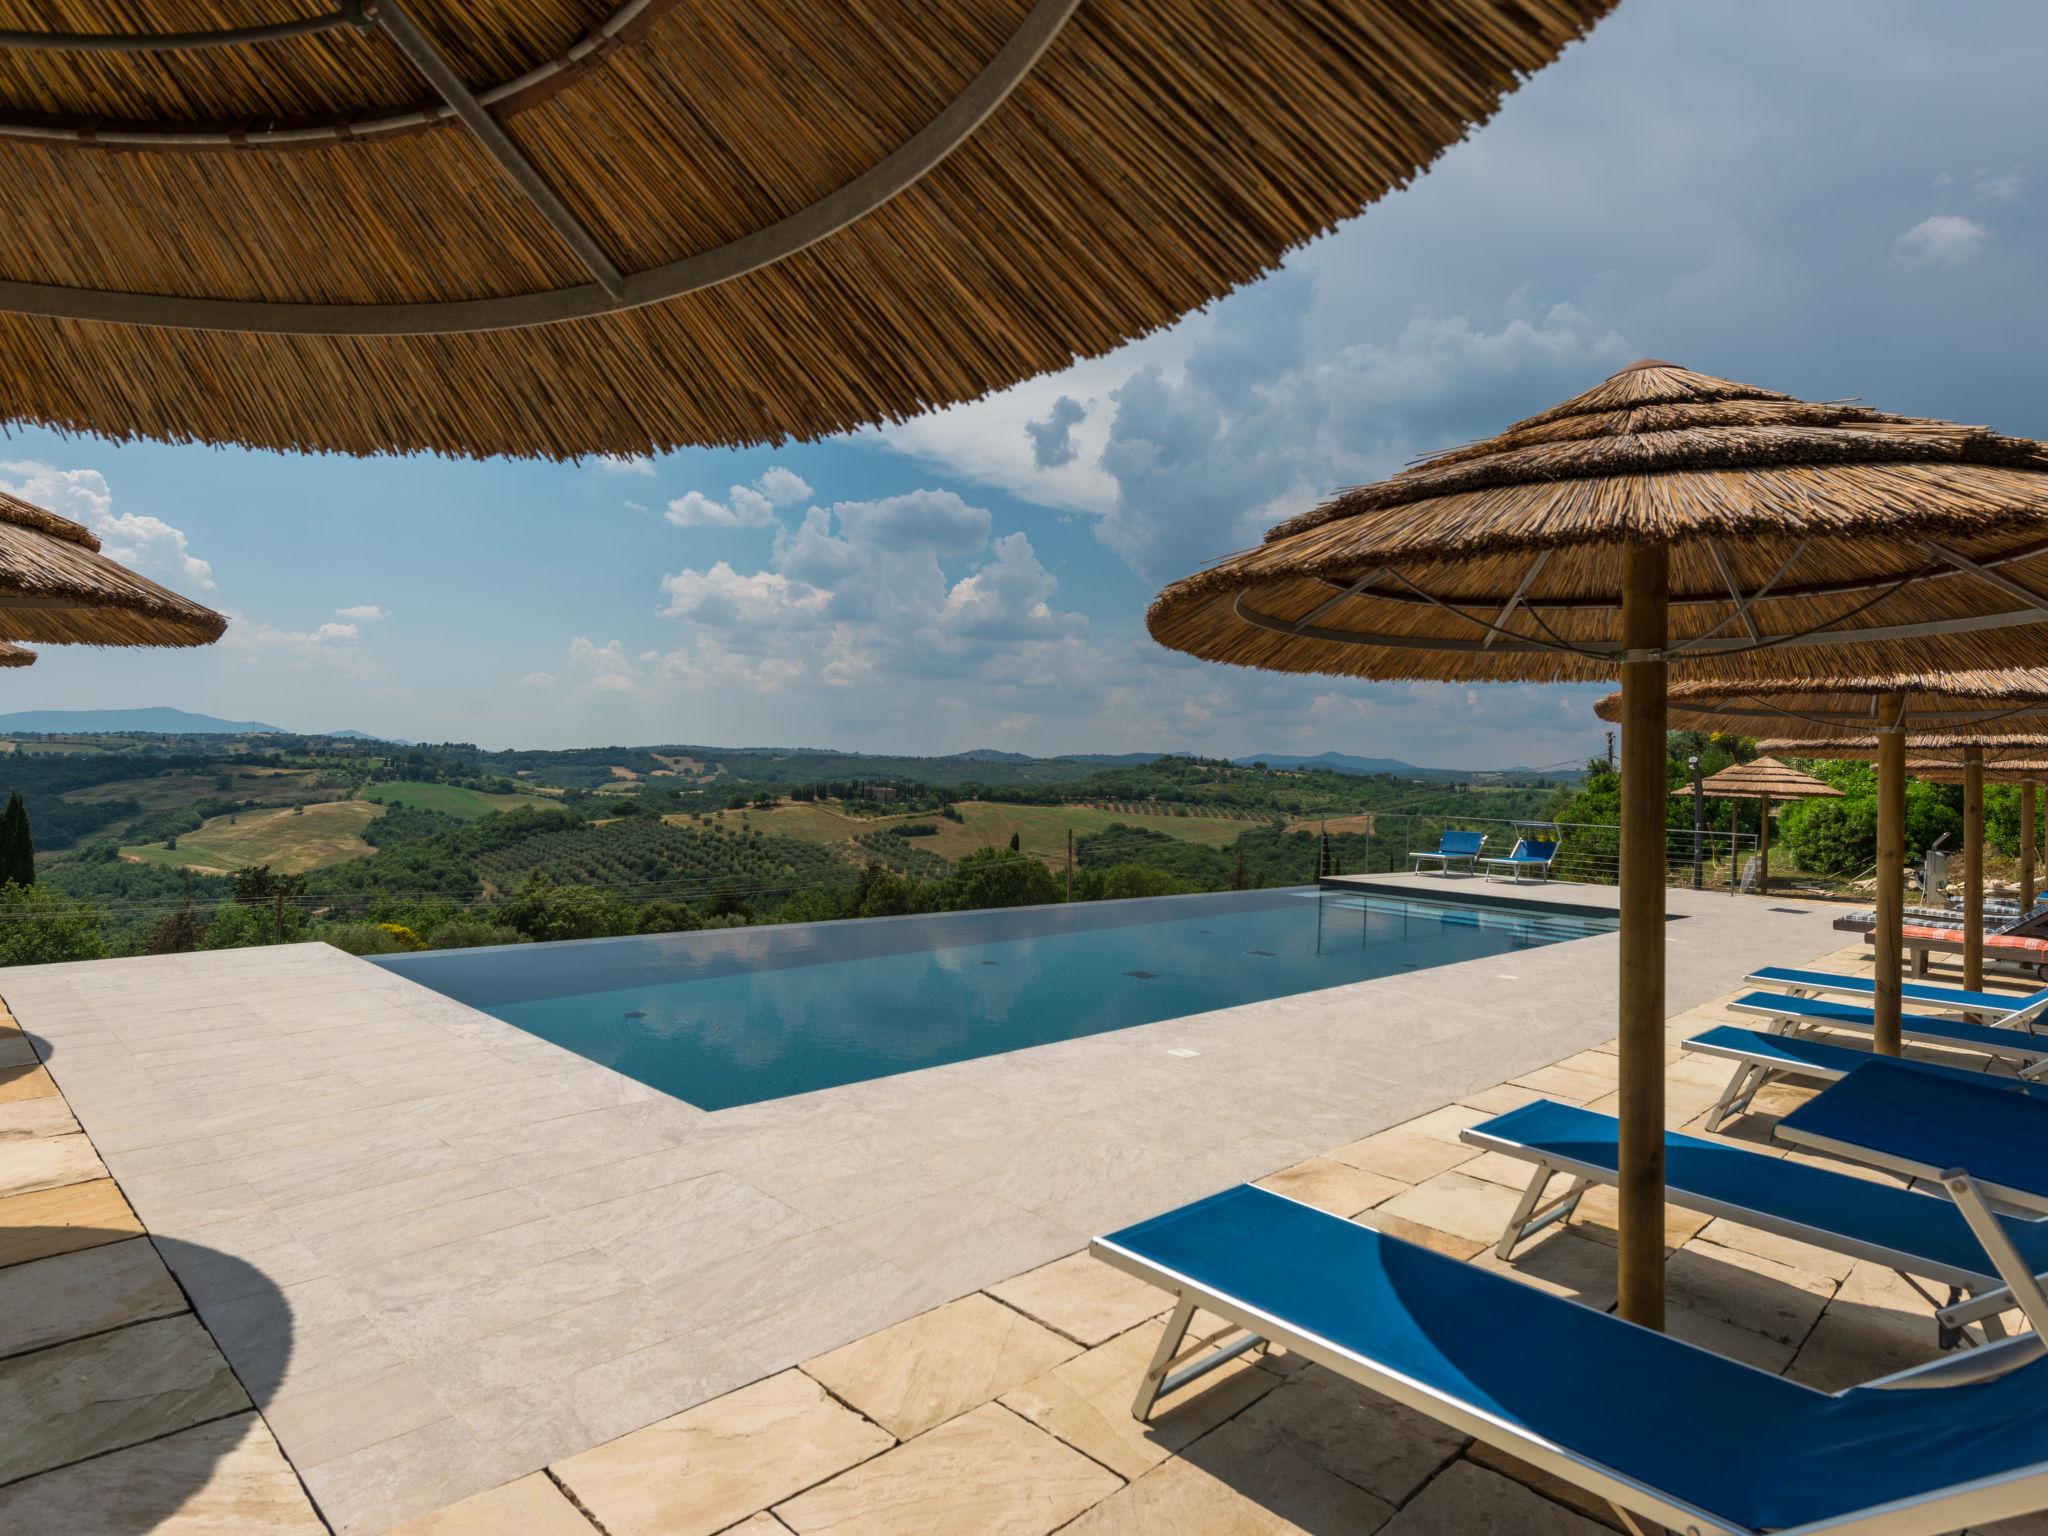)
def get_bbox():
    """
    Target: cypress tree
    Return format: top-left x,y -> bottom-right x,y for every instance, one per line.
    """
0,792 -> 33,886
